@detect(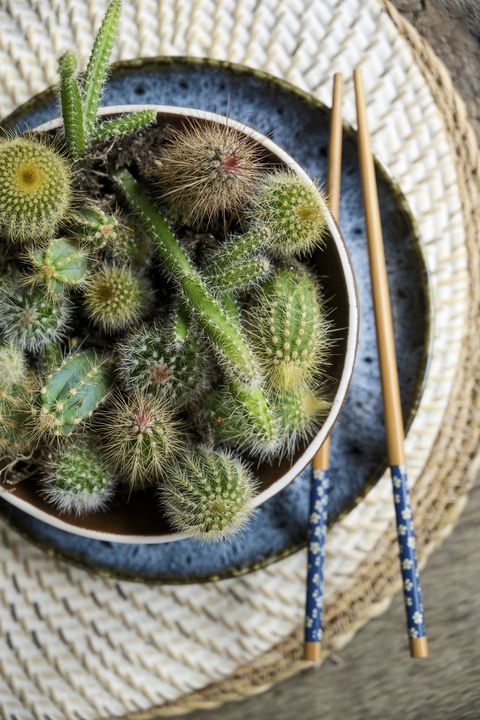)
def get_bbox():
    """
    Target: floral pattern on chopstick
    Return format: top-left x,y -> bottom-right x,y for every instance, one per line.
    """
304,467 -> 330,643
